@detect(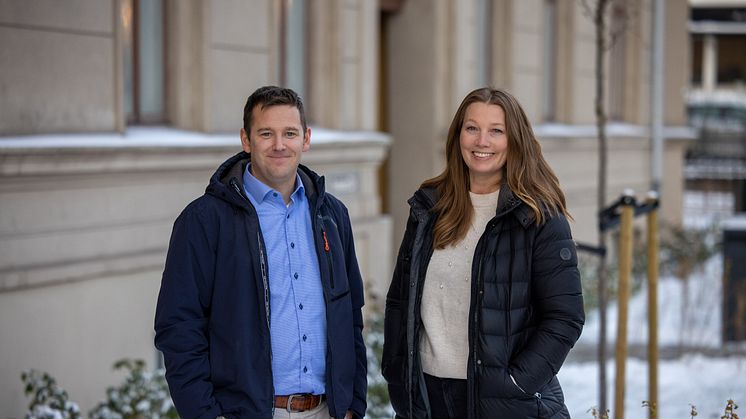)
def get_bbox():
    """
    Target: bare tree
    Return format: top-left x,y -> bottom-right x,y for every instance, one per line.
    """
579,0 -> 638,413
